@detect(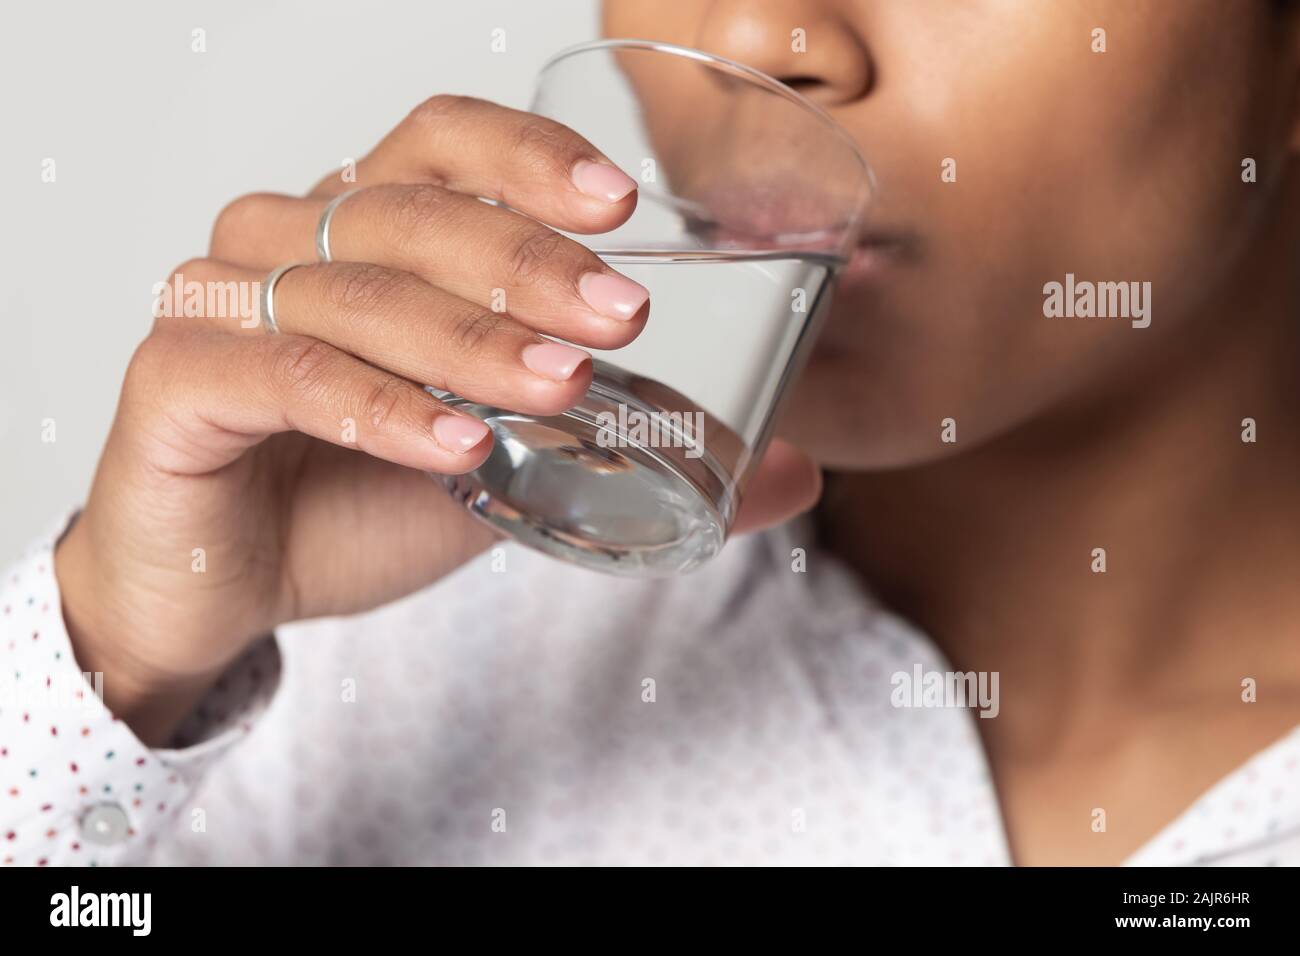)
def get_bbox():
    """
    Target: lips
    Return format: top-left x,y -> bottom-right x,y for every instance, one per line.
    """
838,236 -> 907,284
683,180 -> 863,252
